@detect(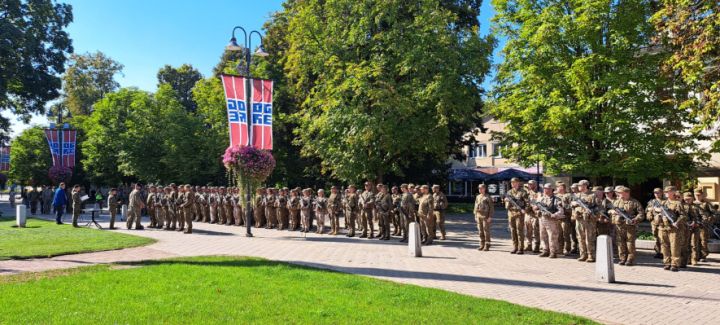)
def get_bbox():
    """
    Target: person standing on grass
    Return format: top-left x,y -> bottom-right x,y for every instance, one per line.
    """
71,185 -> 82,228
127,183 -> 145,230
52,183 -> 67,224
8,188 -> 16,207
